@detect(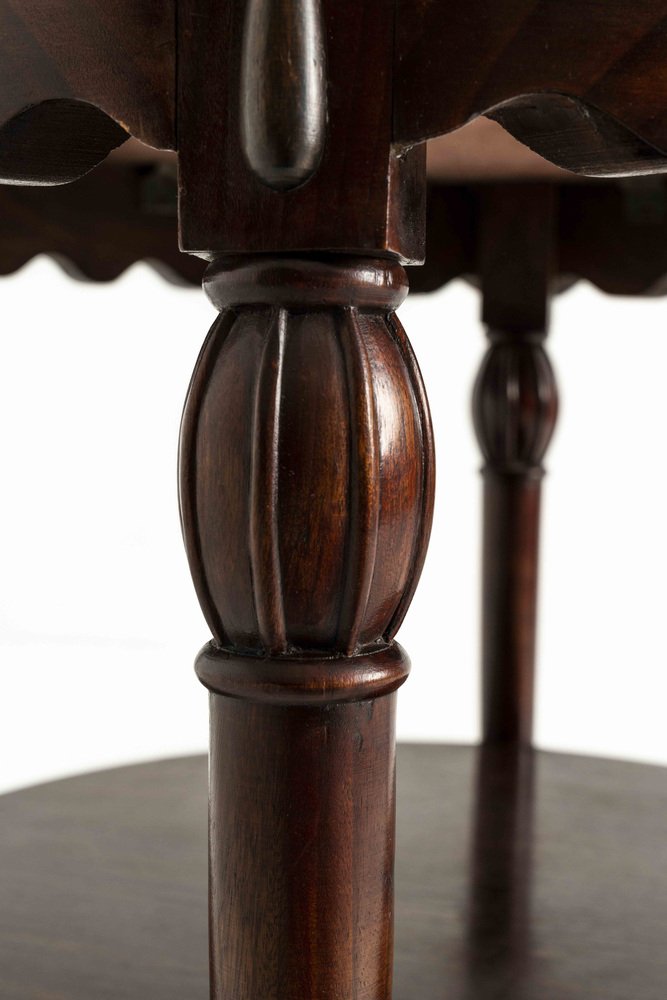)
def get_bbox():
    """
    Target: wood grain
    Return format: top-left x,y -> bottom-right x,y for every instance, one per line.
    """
180,257 -> 434,656
208,693 -> 398,1000
3,10 -> 667,1000
0,99 -> 127,186
7,172 -> 667,299
4,748 -> 667,999
179,254 -> 434,1000
0,0 -> 174,183
396,0 -> 667,176
177,0 -> 425,260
